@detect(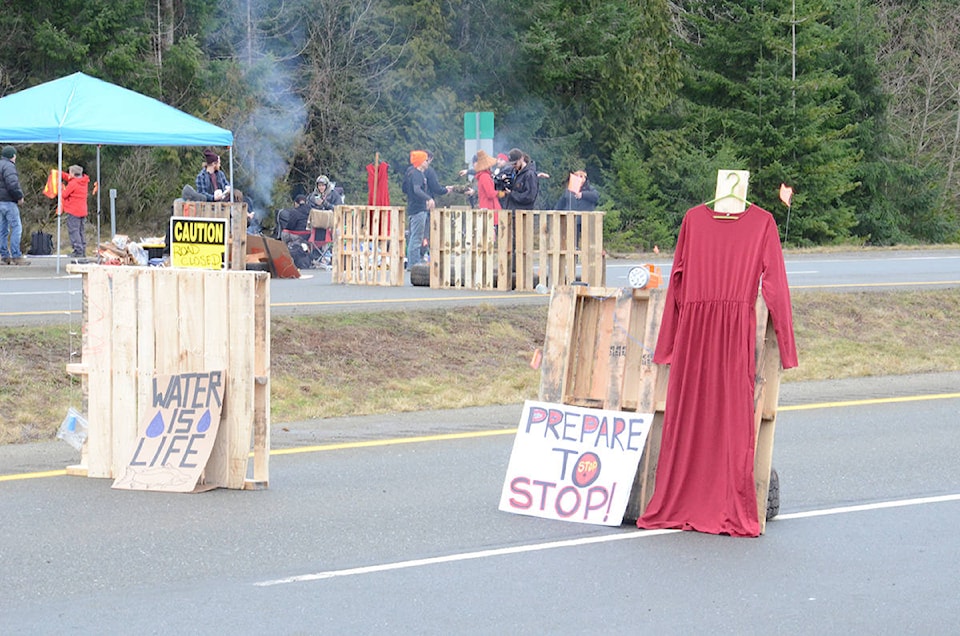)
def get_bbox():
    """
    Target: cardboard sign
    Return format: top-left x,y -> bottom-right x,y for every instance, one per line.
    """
499,400 -> 652,526
170,216 -> 228,269
112,371 -> 225,492
567,172 -> 585,194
